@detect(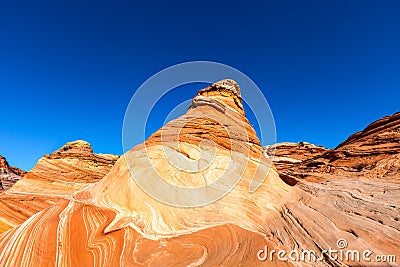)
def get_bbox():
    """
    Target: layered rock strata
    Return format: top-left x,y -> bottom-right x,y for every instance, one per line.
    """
0,155 -> 25,191
0,140 -> 118,233
282,112 -> 400,181
0,82 -> 398,266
